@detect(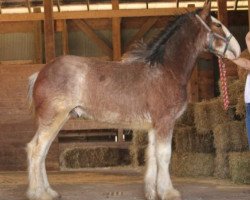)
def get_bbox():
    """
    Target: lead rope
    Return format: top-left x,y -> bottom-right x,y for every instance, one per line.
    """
218,58 -> 229,110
